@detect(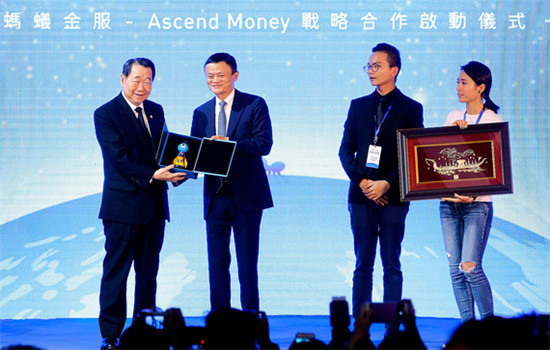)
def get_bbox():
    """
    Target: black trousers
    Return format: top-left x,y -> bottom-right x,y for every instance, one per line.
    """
98,208 -> 165,338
